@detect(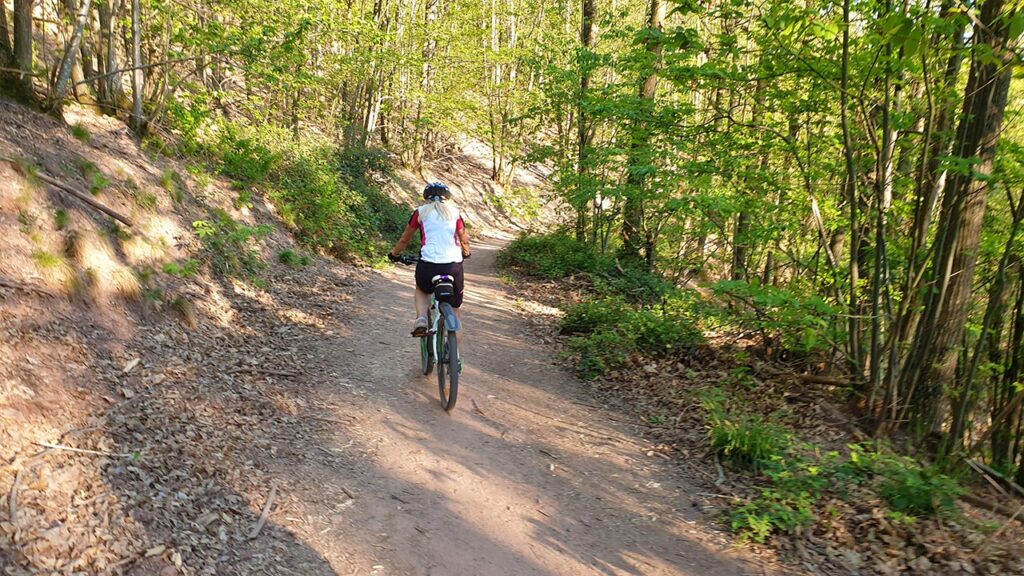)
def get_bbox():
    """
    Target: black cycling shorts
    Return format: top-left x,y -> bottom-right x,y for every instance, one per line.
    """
415,260 -> 465,308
